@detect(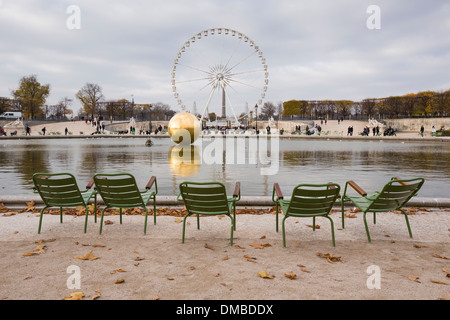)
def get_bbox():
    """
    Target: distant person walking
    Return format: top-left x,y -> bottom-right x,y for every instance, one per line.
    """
41,127 -> 46,136
65,127 -> 68,135
420,125 -> 424,137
